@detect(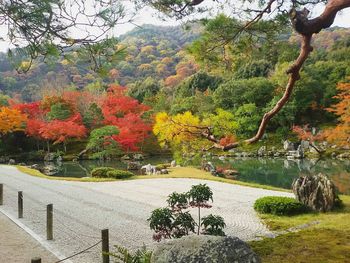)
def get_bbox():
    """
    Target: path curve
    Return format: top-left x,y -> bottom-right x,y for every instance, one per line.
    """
0,165 -> 292,263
